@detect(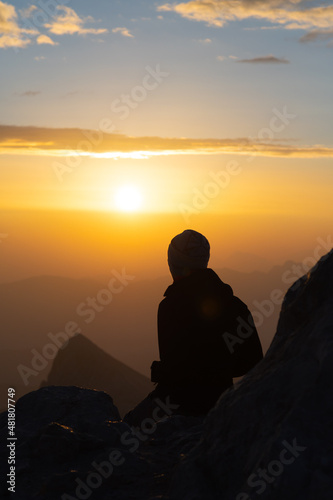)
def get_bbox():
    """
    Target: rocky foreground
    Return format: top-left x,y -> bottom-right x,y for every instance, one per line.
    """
1,250 -> 332,500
